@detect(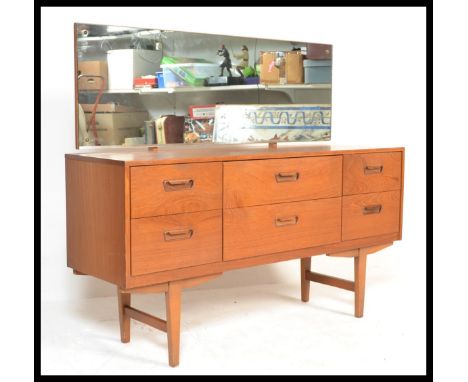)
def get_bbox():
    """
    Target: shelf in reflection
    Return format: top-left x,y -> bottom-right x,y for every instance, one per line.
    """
79,83 -> 332,95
